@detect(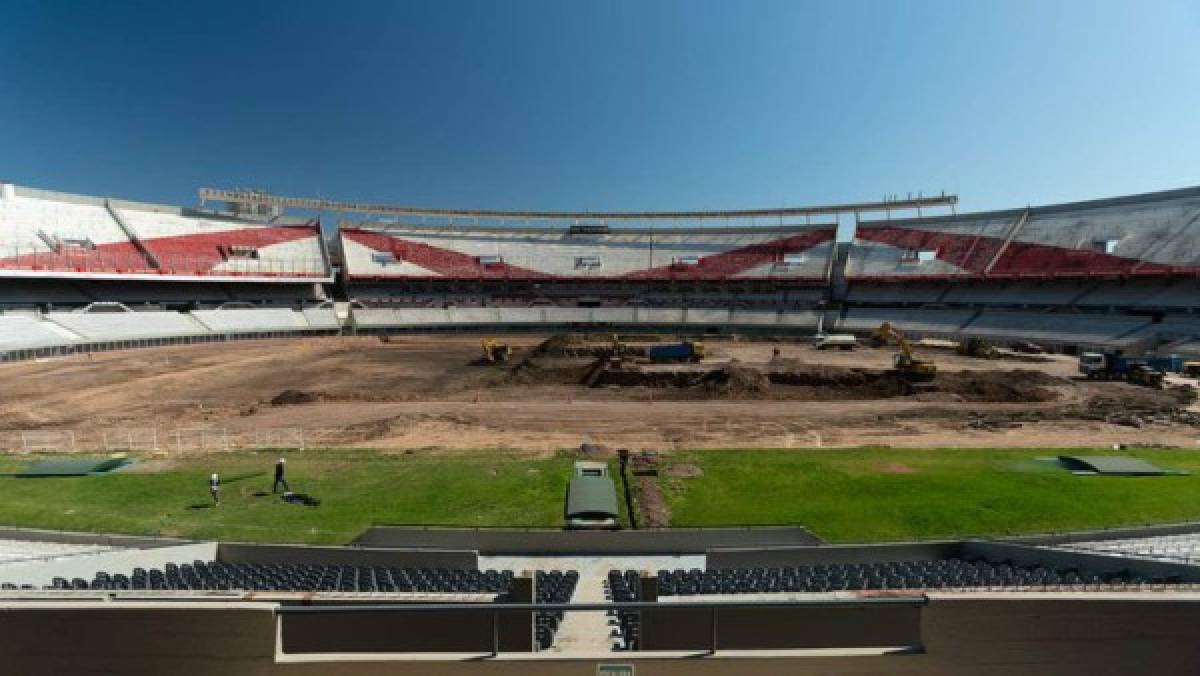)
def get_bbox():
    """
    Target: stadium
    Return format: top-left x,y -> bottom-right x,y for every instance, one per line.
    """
1,180 -> 1200,675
